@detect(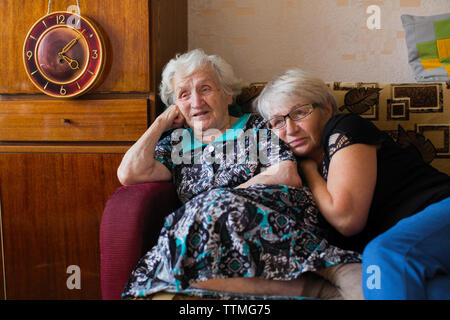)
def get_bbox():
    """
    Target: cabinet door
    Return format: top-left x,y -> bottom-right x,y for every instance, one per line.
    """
0,230 -> 4,299
0,153 -> 123,299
